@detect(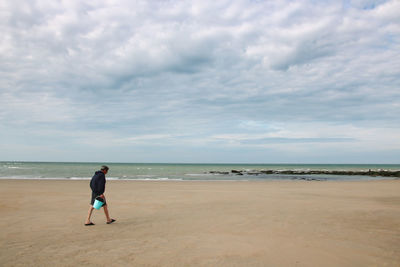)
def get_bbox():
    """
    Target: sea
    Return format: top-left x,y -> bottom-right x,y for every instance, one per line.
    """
1,162 -> 399,181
